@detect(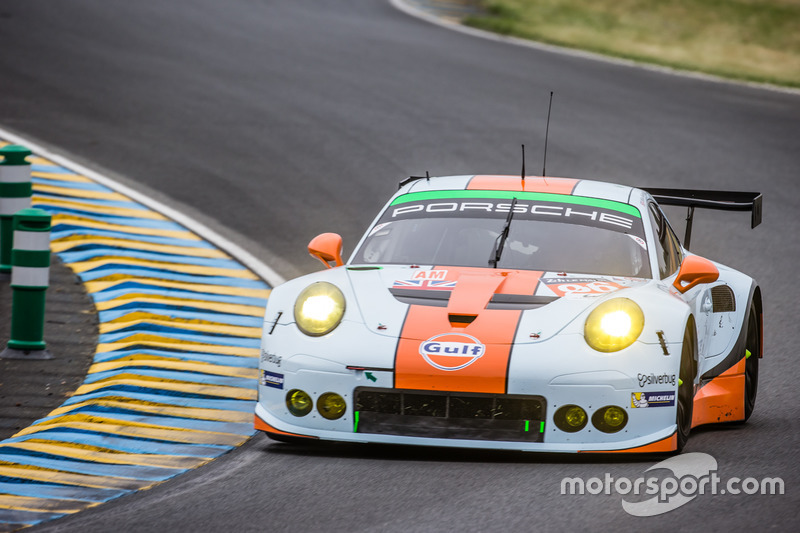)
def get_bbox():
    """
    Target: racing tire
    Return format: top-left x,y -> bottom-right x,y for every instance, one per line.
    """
742,303 -> 760,422
676,323 -> 697,453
